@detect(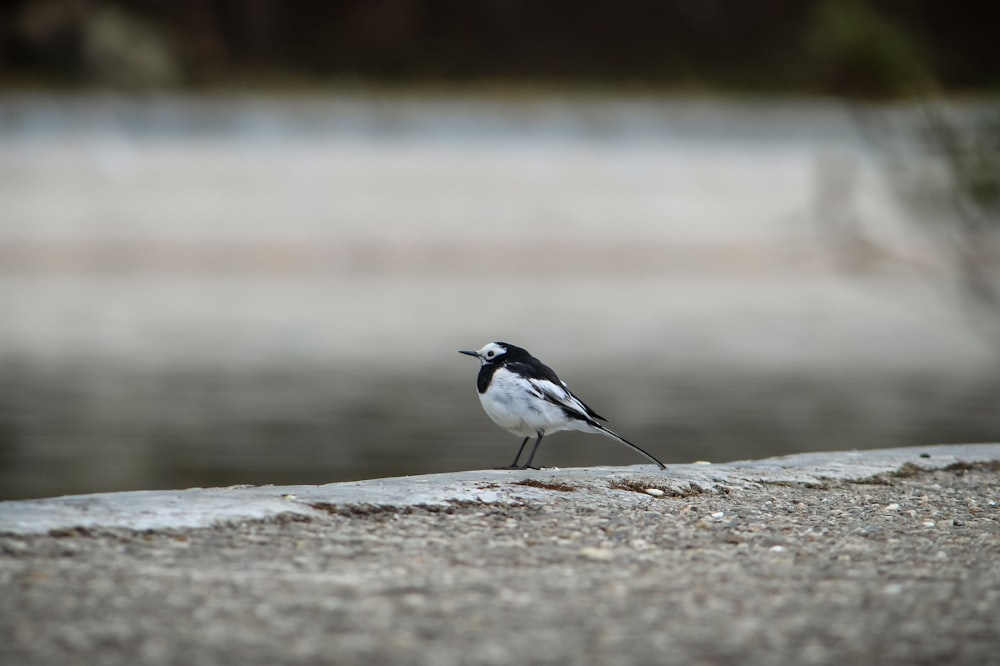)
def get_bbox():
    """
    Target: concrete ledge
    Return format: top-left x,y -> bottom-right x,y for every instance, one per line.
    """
2,444 -> 999,666
2,443 -> 998,534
